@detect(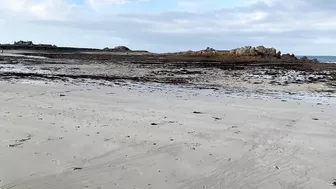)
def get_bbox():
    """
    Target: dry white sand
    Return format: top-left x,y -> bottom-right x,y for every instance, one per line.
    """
0,81 -> 336,189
